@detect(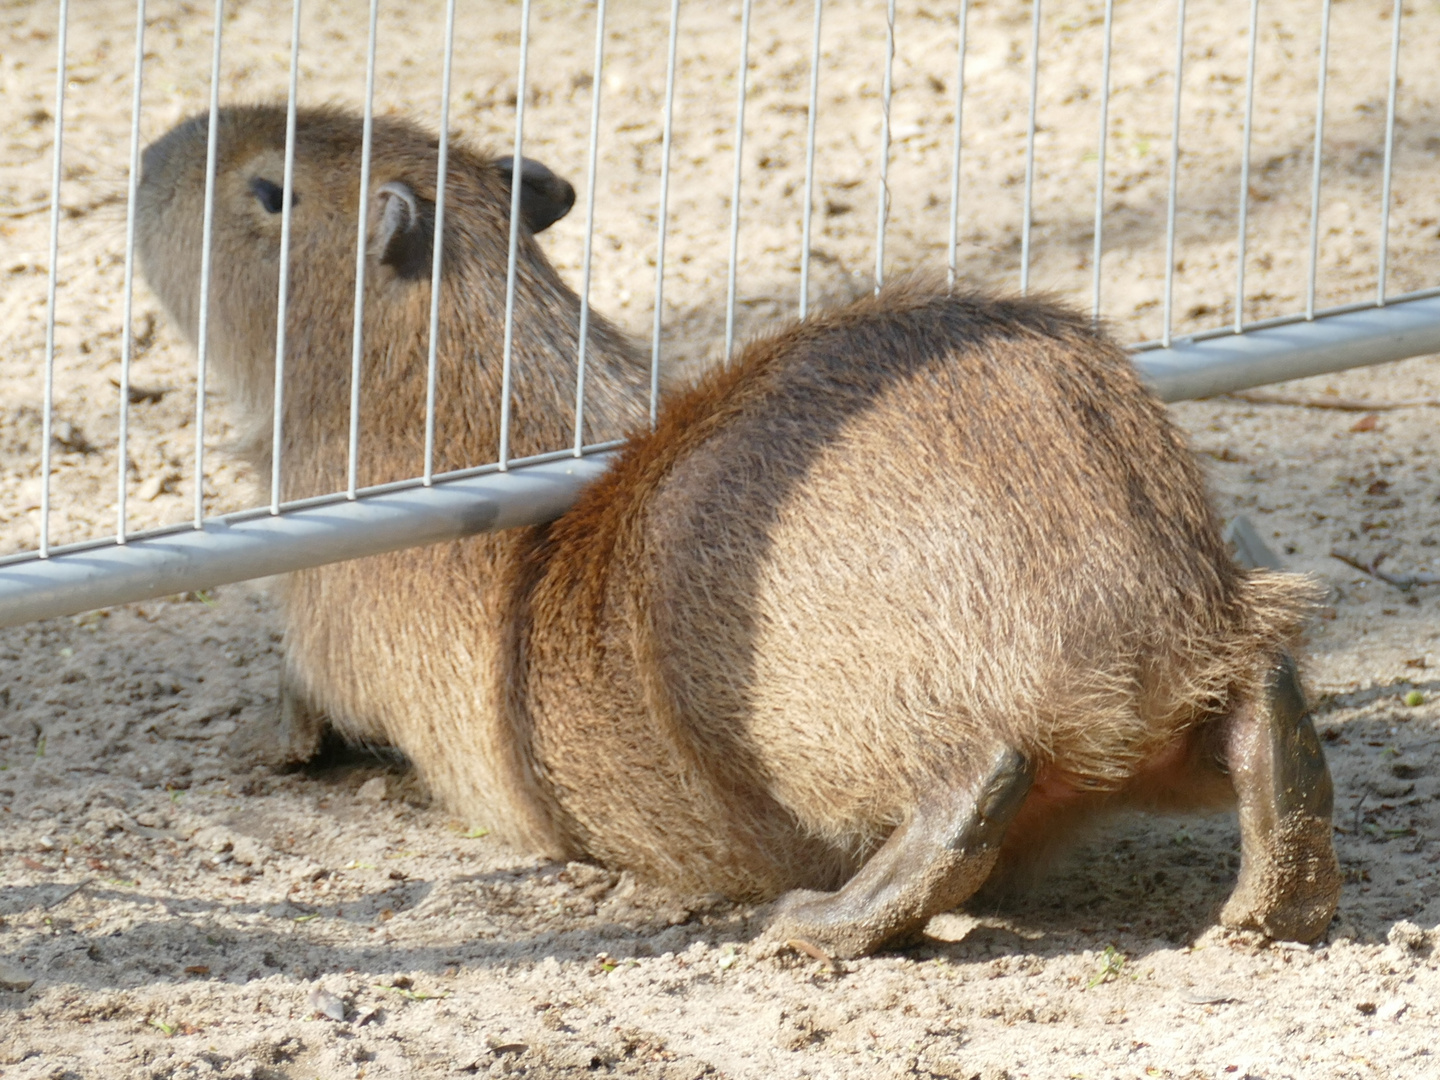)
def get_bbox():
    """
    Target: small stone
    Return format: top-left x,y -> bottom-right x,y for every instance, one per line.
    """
53,420 -> 95,453
356,777 -> 388,804
136,472 -> 178,501
1376,997 -> 1408,1022
37,836 -> 55,852
1387,921 -> 1428,953
190,827 -> 233,854
306,985 -> 347,1022
659,905 -> 691,926
1367,771 -> 1414,799
0,962 -> 35,992
230,836 -> 265,866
